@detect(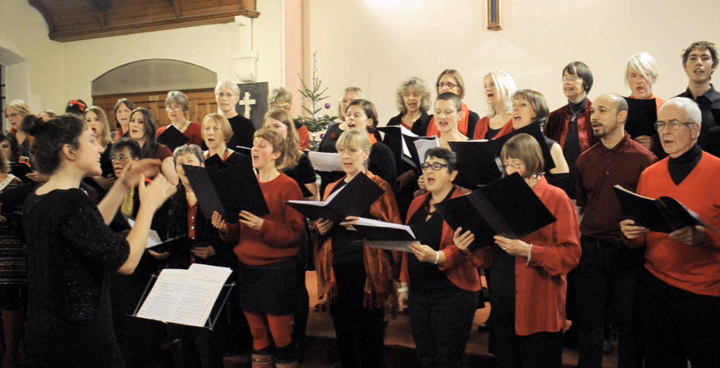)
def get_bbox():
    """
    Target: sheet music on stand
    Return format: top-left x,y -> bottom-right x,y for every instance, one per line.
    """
133,264 -> 235,330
